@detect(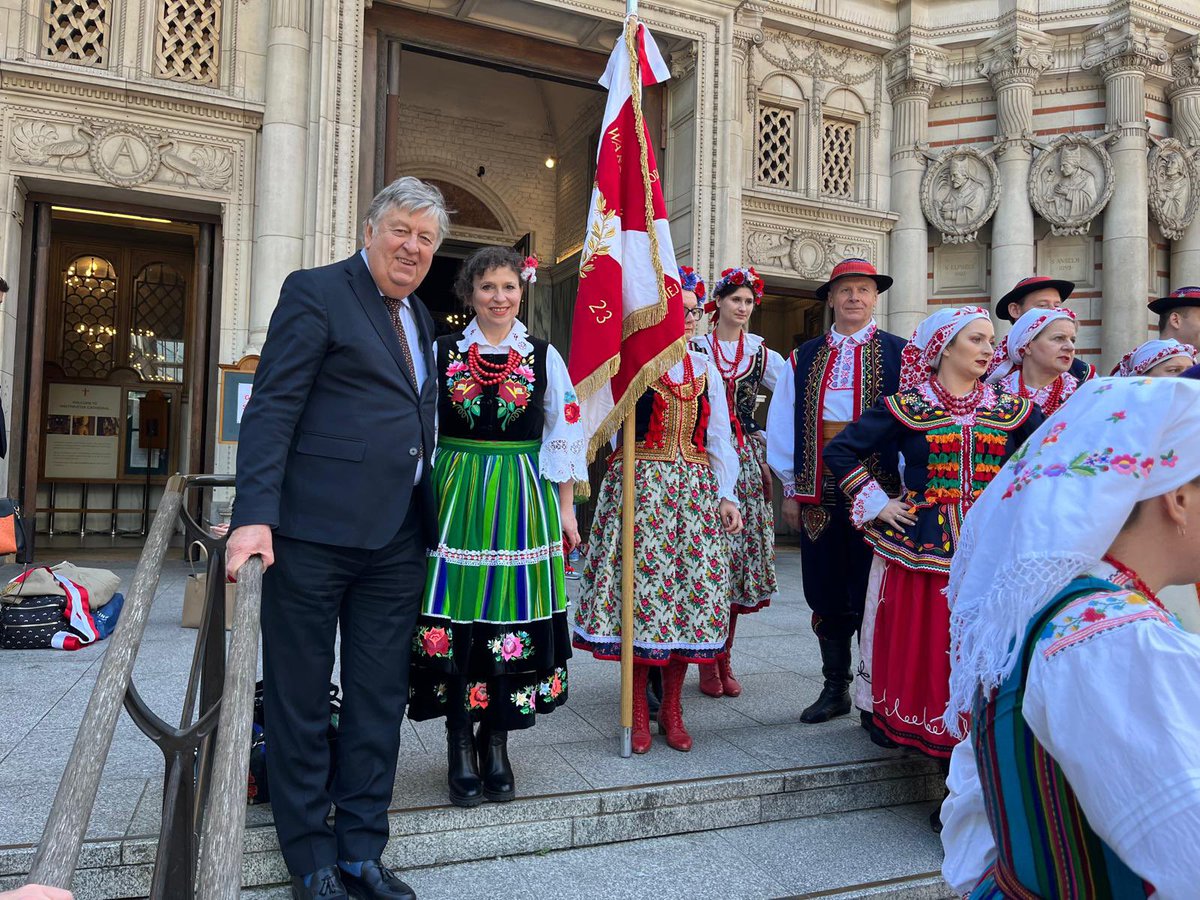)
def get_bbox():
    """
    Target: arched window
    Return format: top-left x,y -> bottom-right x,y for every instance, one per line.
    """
131,262 -> 187,383
60,255 -> 118,378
